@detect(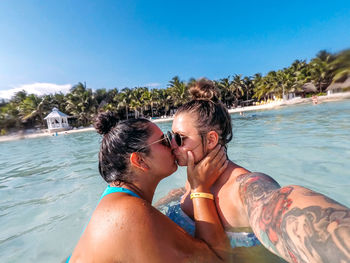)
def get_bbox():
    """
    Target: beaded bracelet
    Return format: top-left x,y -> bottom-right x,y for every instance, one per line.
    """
190,192 -> 214,200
